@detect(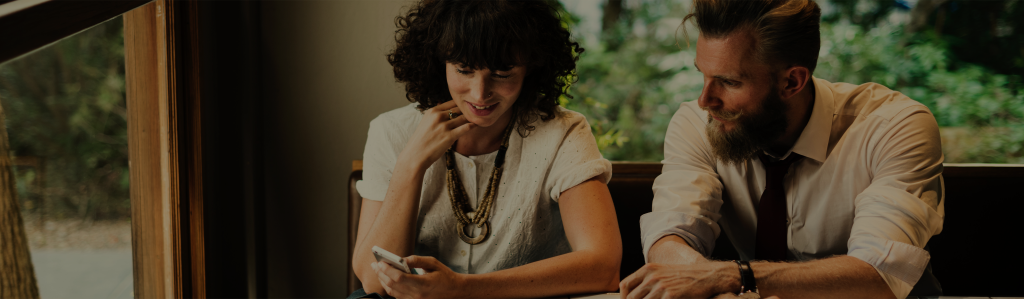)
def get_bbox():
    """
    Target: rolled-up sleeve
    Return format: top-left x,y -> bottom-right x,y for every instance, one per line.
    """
546,113 -> 612,202
355,114 -> 407,202
640,102 -> 724,261
848,109 -> 945,299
